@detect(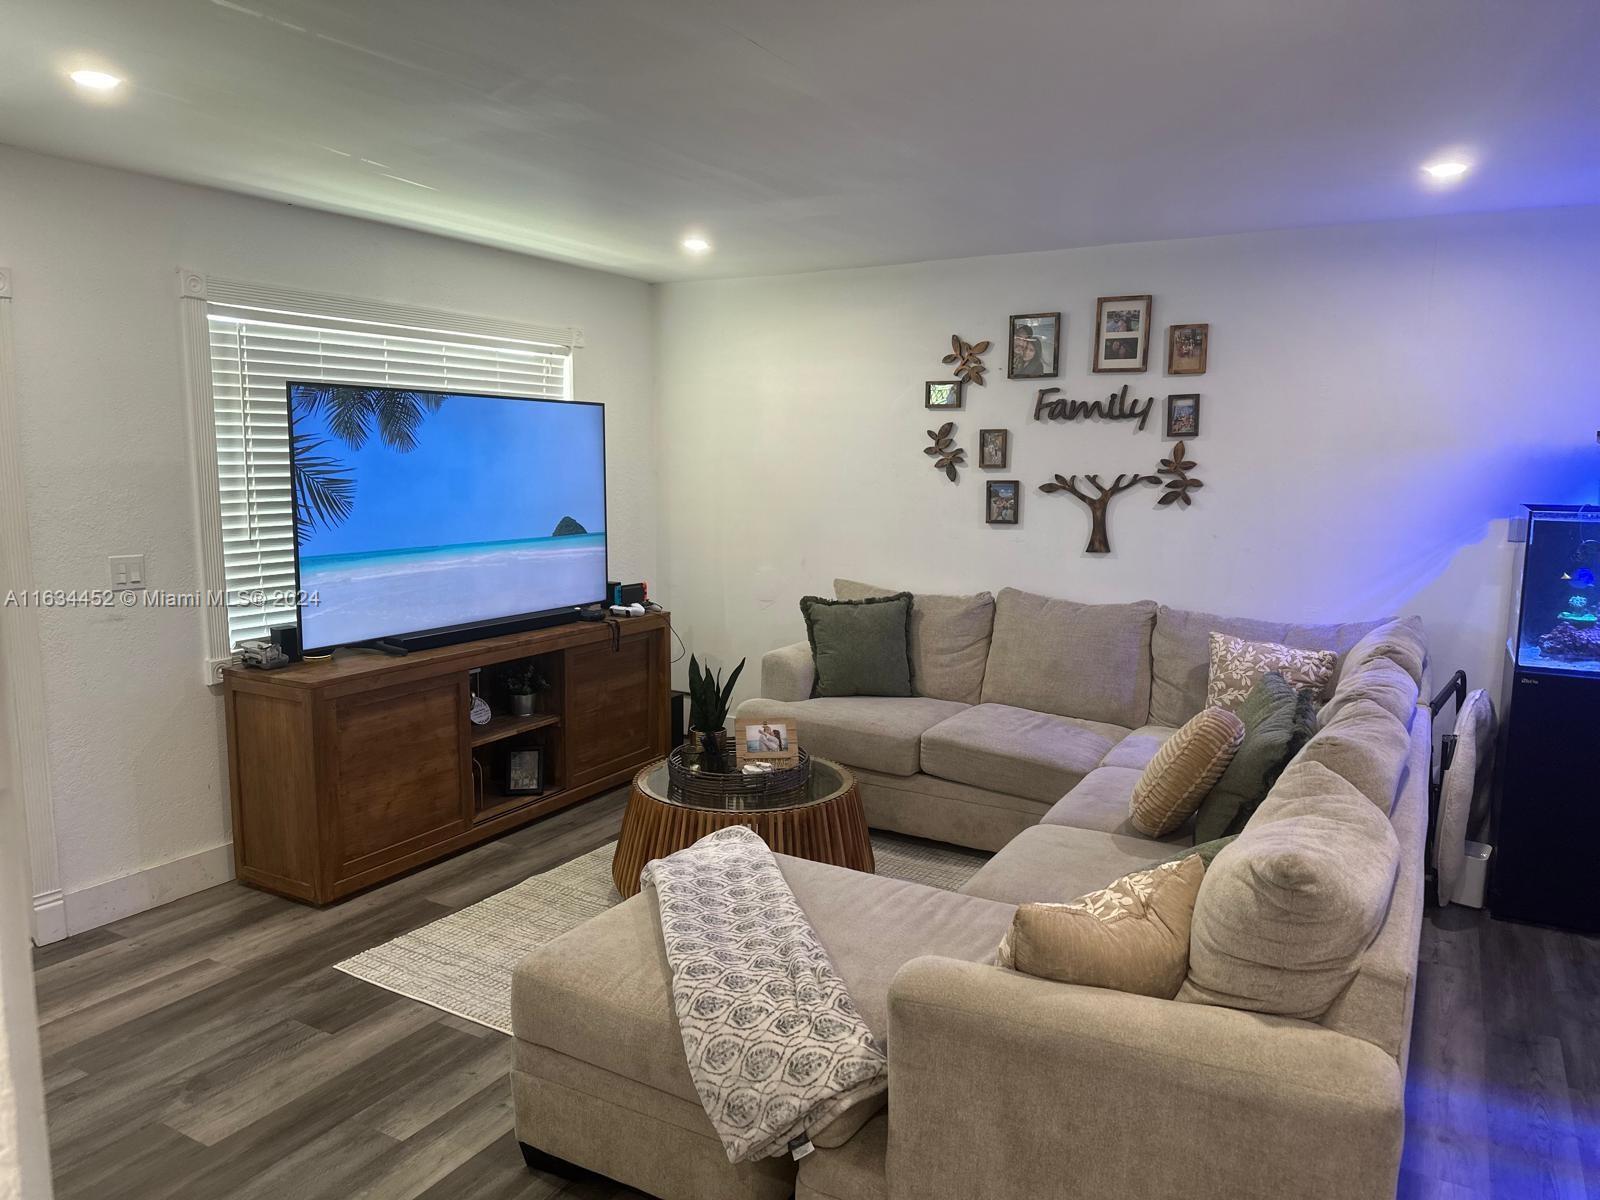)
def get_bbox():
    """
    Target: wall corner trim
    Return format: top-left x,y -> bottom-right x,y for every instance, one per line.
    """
177,267 -> 207,300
